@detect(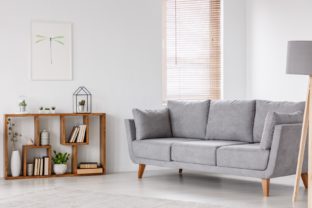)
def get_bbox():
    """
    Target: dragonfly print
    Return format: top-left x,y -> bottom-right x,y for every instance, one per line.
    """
35,34 -> 64,64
